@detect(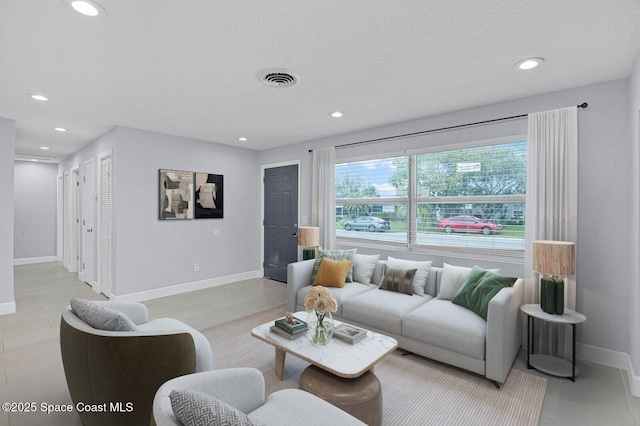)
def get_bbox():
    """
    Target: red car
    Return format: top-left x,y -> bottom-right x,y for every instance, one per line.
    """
437,215 -> 503,235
